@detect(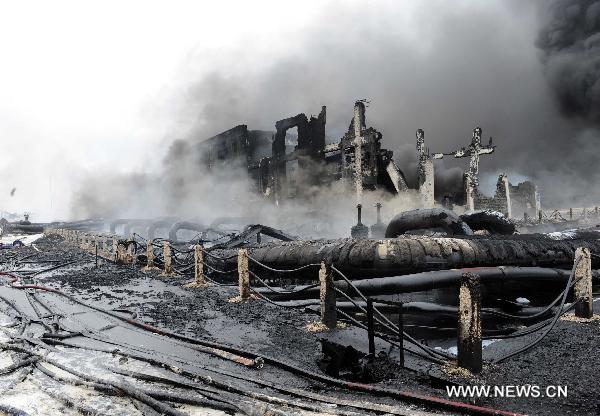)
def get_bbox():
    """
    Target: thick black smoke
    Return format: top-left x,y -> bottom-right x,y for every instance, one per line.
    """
537,0 -> 600,122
